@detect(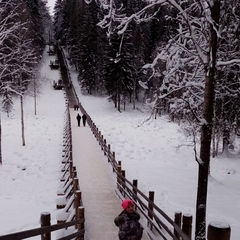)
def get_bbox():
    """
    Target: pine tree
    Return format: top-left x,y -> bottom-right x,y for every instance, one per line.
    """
212,0 -> 240,155
77,1 -> 105,94
24,0 -> 46,56
1,85 -> 13,117
104,31 -> 134,111
53,0 -> 64,42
